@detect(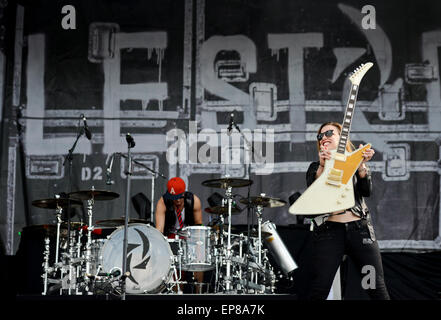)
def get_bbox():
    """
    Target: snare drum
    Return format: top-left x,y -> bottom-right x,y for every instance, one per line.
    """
99,223 -> 174,293
180,226 -> 214,272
